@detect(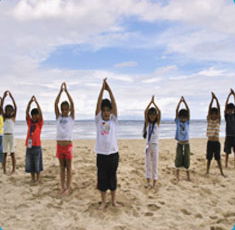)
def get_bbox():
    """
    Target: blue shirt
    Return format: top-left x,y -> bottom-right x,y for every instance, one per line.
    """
175,117 -> 189,142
